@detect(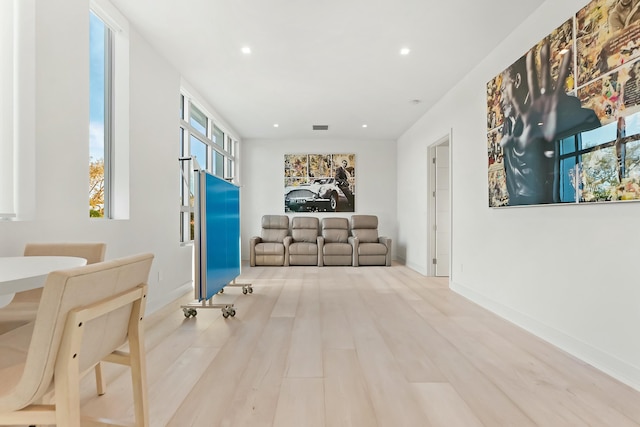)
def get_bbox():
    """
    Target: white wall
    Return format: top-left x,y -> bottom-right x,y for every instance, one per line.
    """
0,0 -> 194,313
398,0 -> 640,389
241,138 -> 397,261
5,0 -> 636,392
